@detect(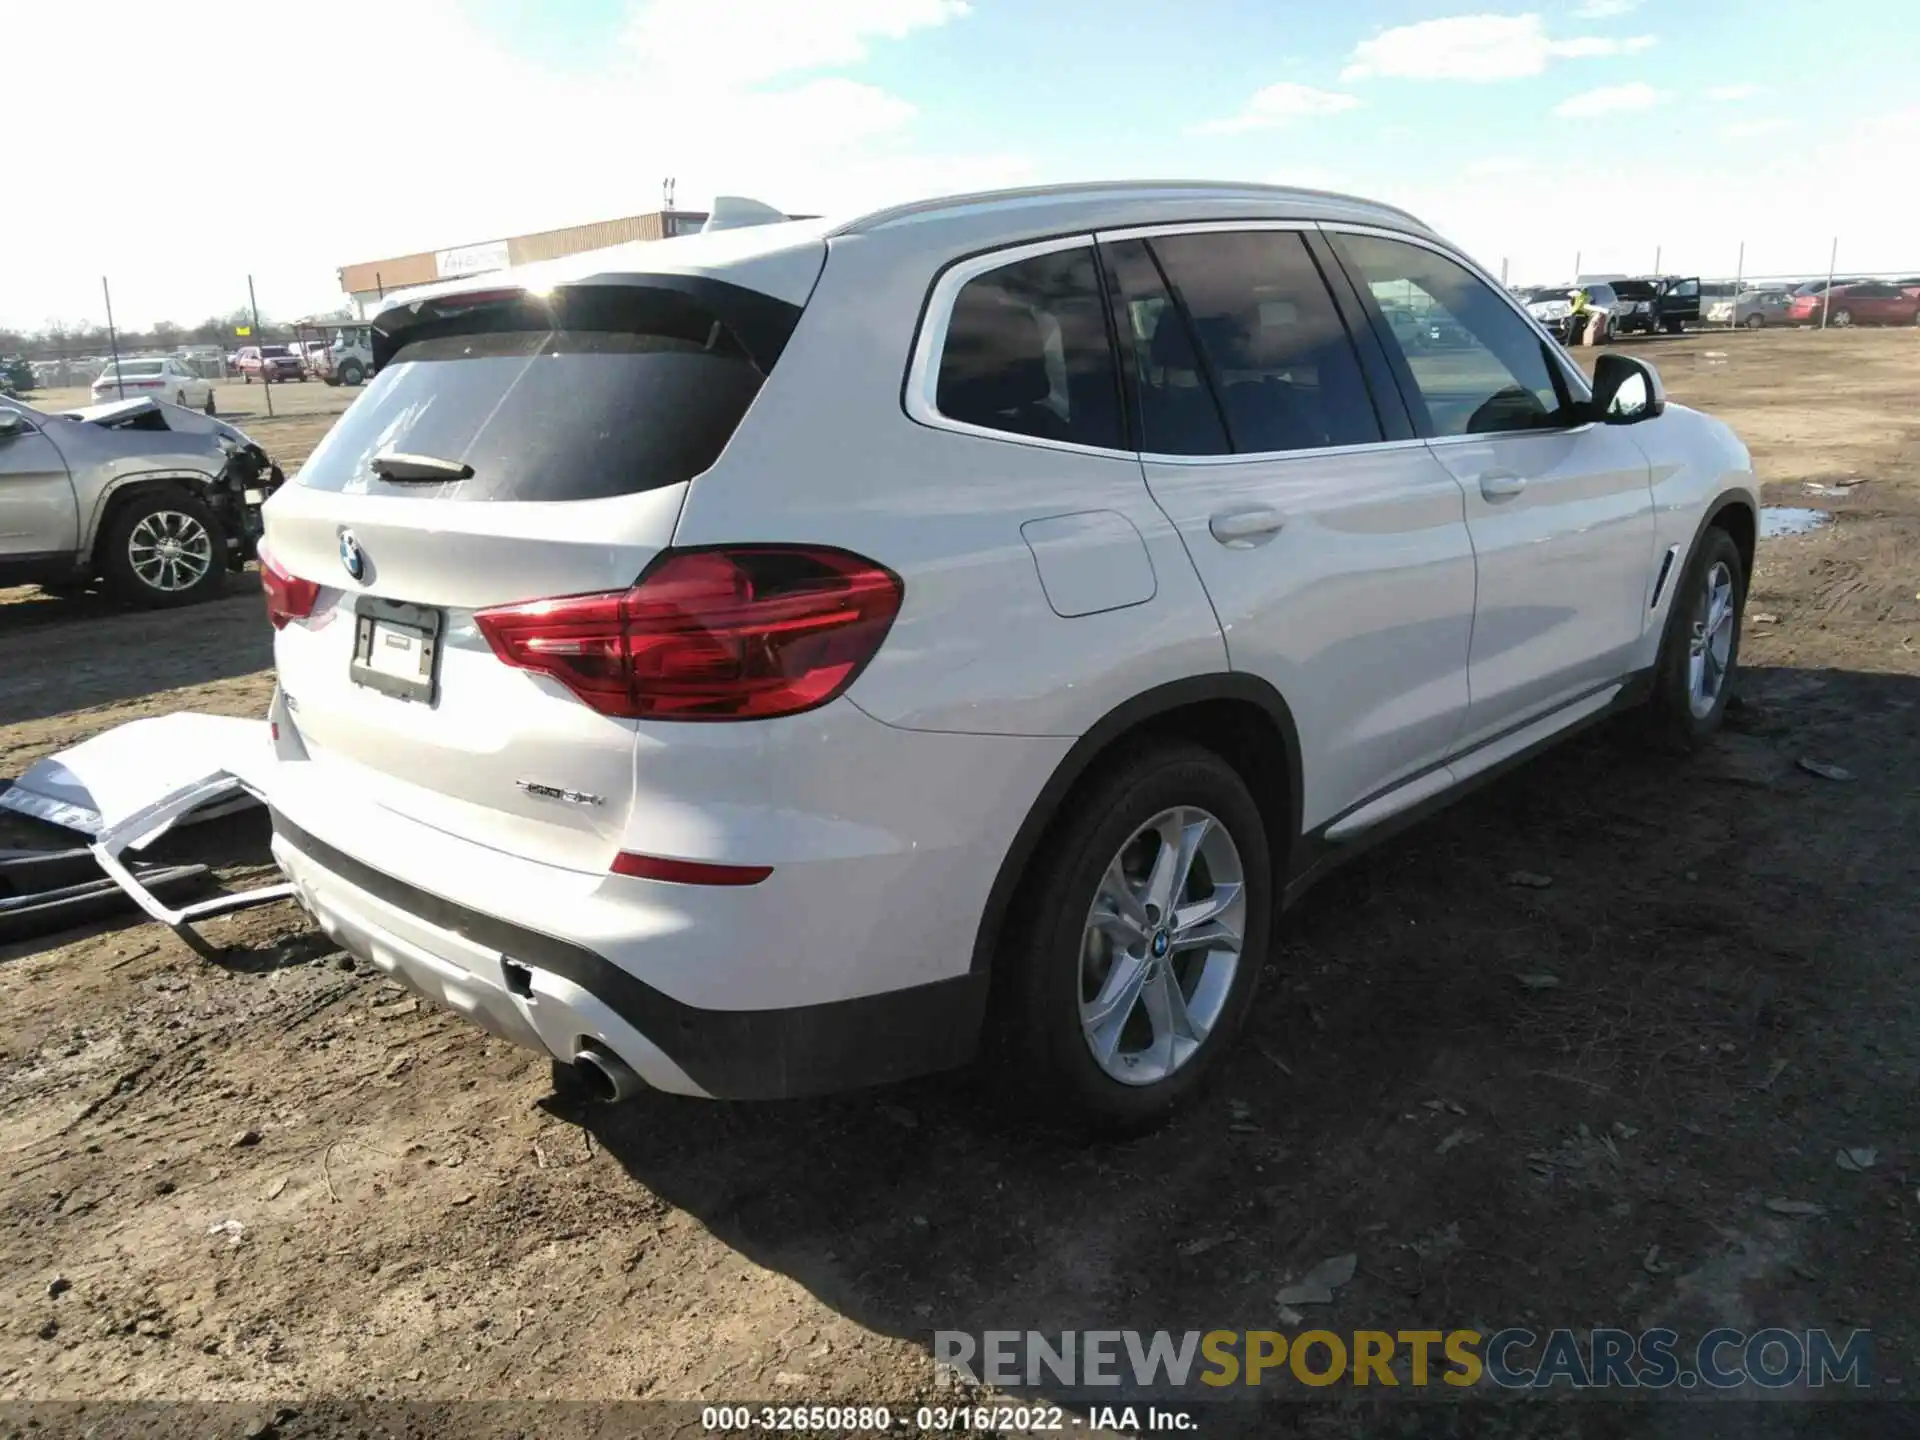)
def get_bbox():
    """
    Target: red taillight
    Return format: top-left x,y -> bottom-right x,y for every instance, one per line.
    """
473,546 -> 903,721
610,852 -> 773,886
258,544 -> 320,629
